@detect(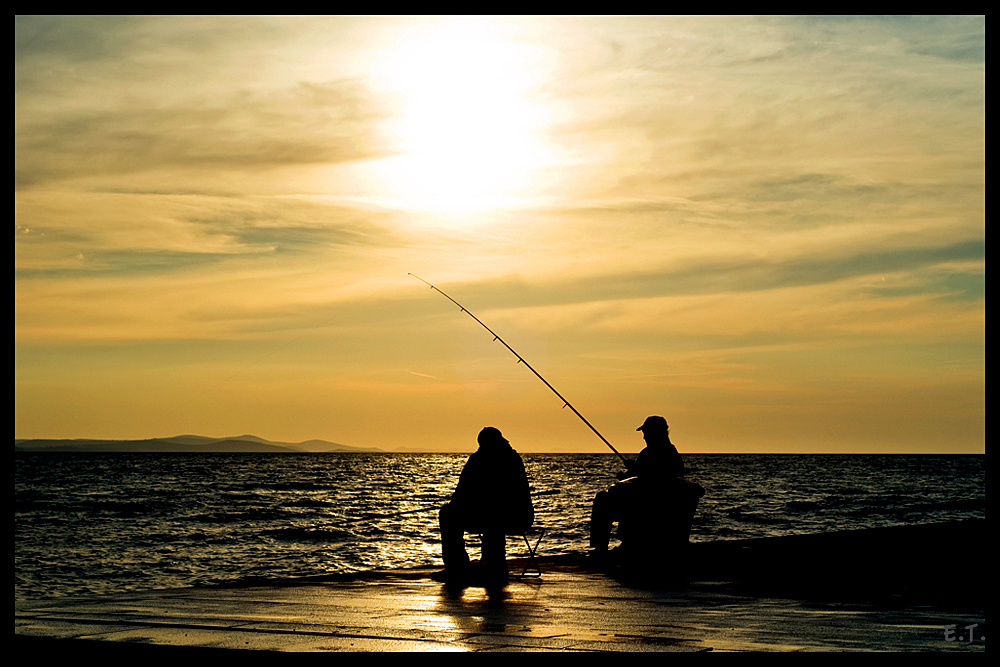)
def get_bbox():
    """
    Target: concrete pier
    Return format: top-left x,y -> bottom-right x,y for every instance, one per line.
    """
15,521 -> 985,652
